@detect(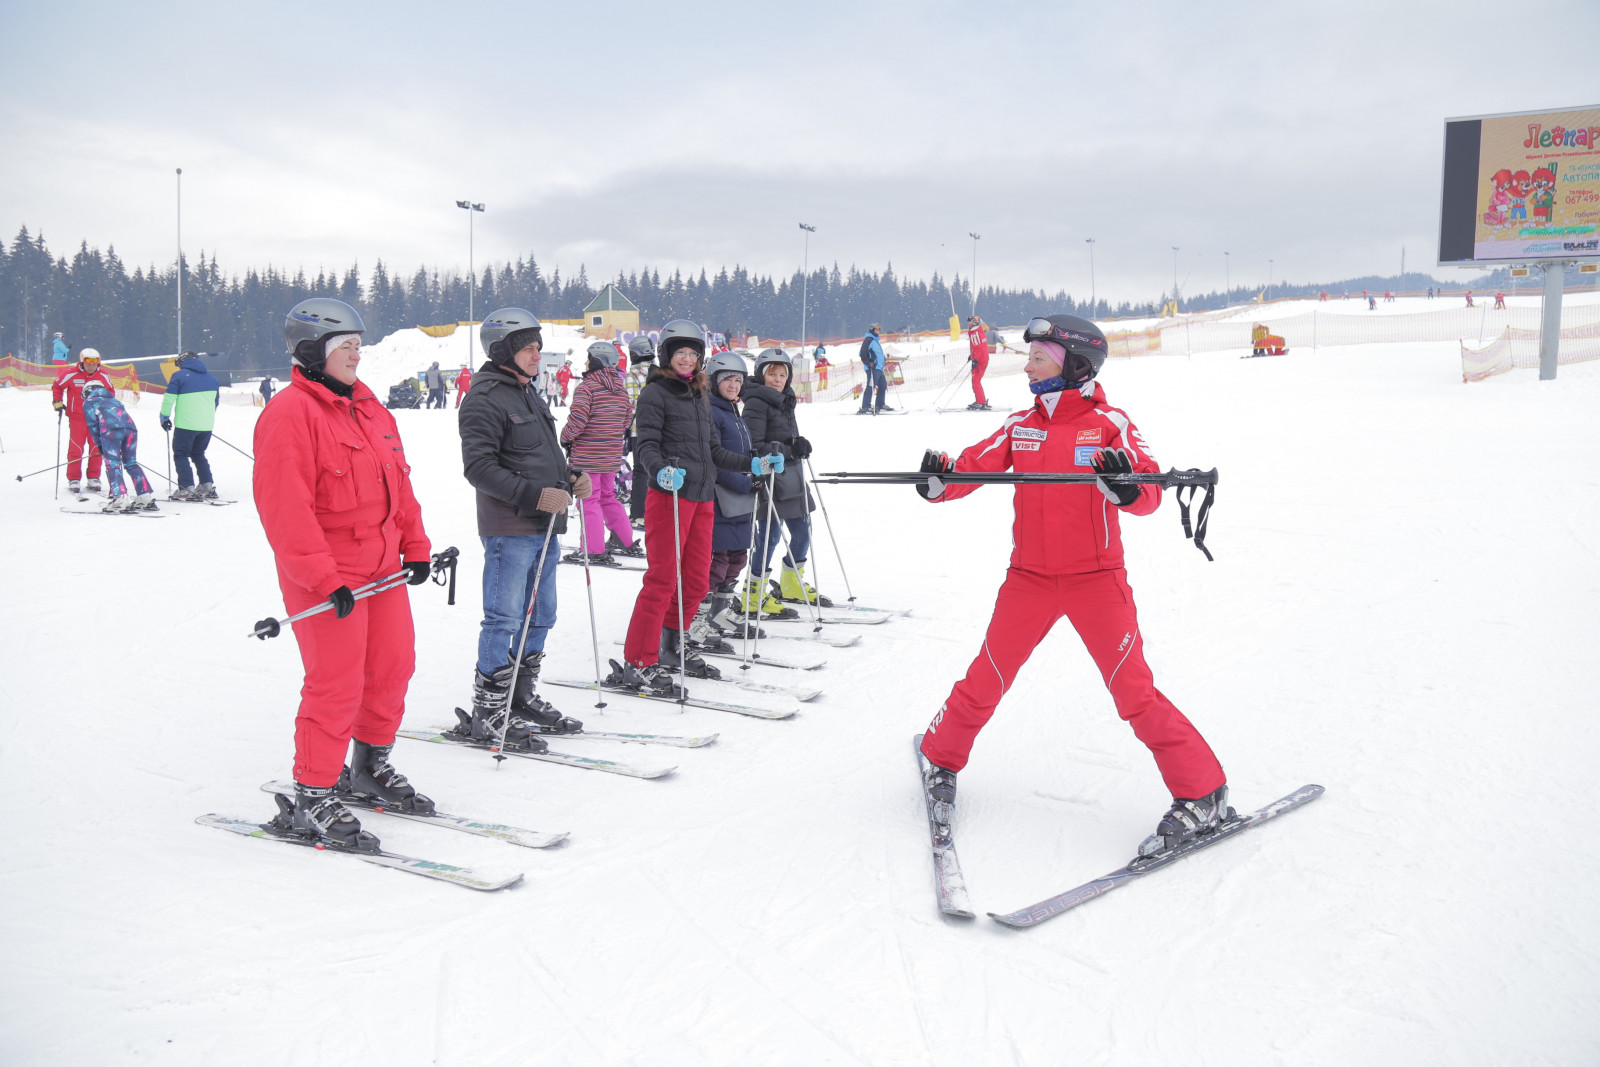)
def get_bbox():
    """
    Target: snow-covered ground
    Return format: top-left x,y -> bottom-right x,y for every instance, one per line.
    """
2,331 -> 1597,1065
